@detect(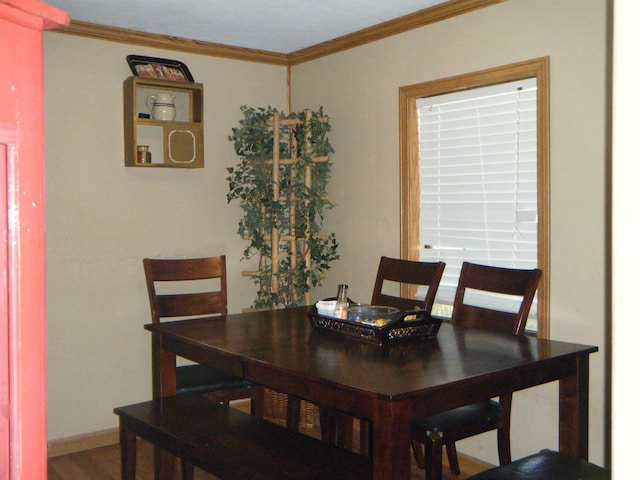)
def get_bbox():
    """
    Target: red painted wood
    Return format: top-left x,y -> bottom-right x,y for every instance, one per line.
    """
0,143 -> 9,480
0,1 -> 68,478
